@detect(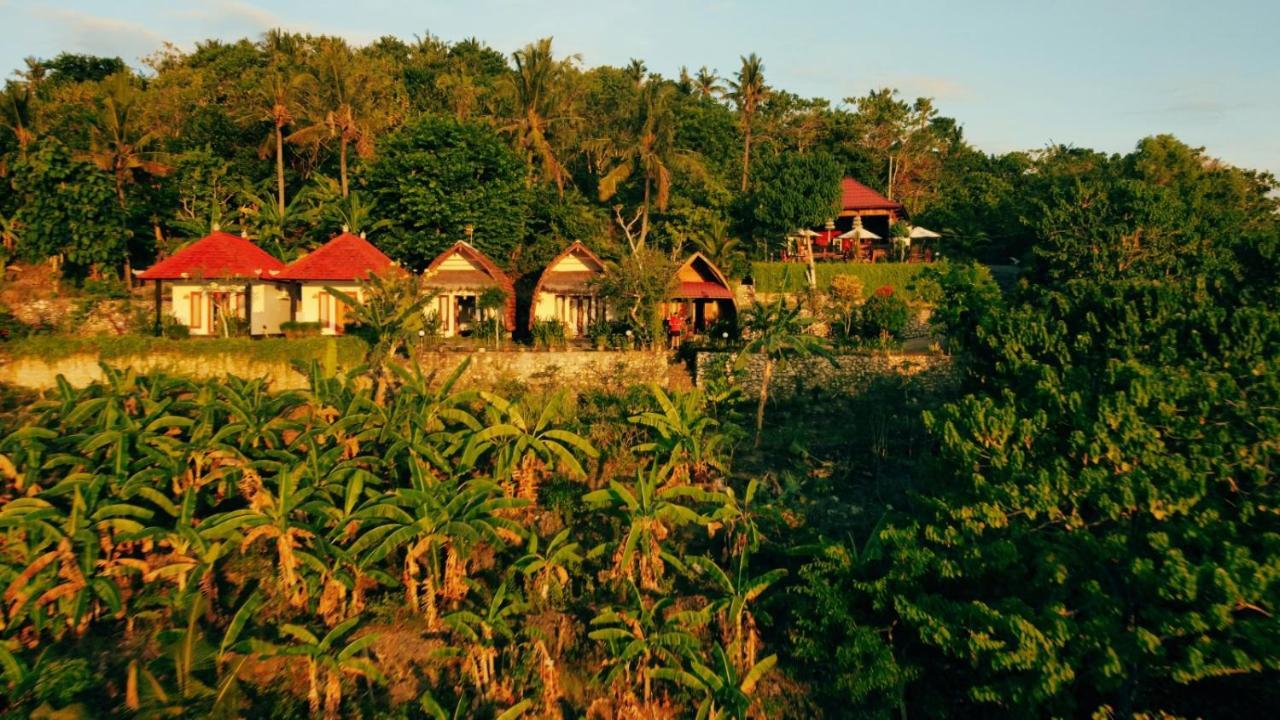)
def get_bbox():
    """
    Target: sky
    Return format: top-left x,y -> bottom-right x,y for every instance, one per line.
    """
2,0 -> 1278,176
